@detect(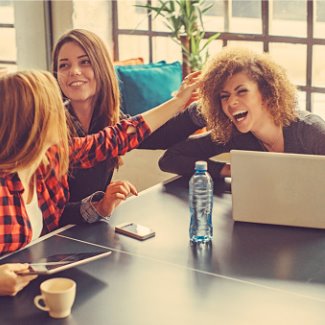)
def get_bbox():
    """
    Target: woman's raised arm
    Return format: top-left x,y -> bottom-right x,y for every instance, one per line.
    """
141,71 -> 201,132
